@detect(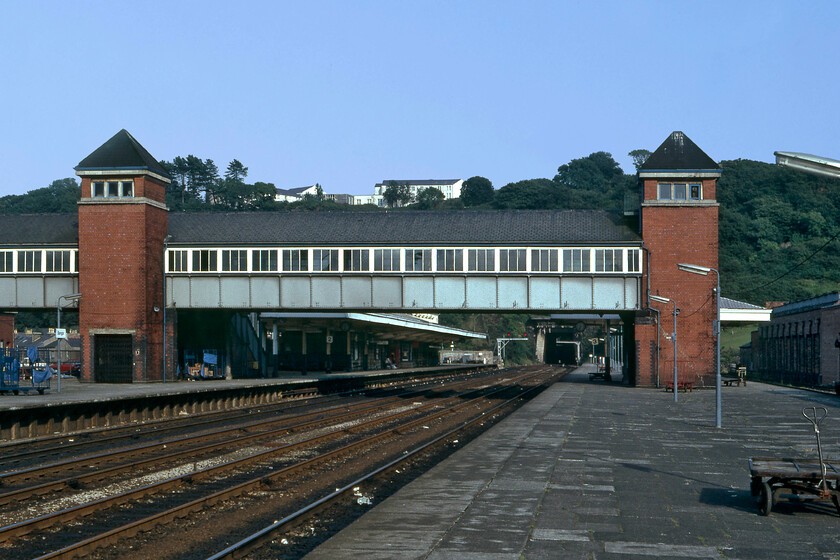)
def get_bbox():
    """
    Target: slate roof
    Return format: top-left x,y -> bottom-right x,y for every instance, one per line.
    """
166,209 -> 640,246
0,209 -> 640,247
0,213 -> 78,246
720,297 -> 766,311
376,179 -> 460,187
75,129 -> 171,179
639,131 -> 720,171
